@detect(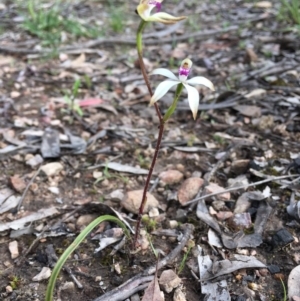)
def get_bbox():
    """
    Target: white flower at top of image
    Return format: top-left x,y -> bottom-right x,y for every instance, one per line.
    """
150,58 -> 215,120
137,0 -> 186,24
